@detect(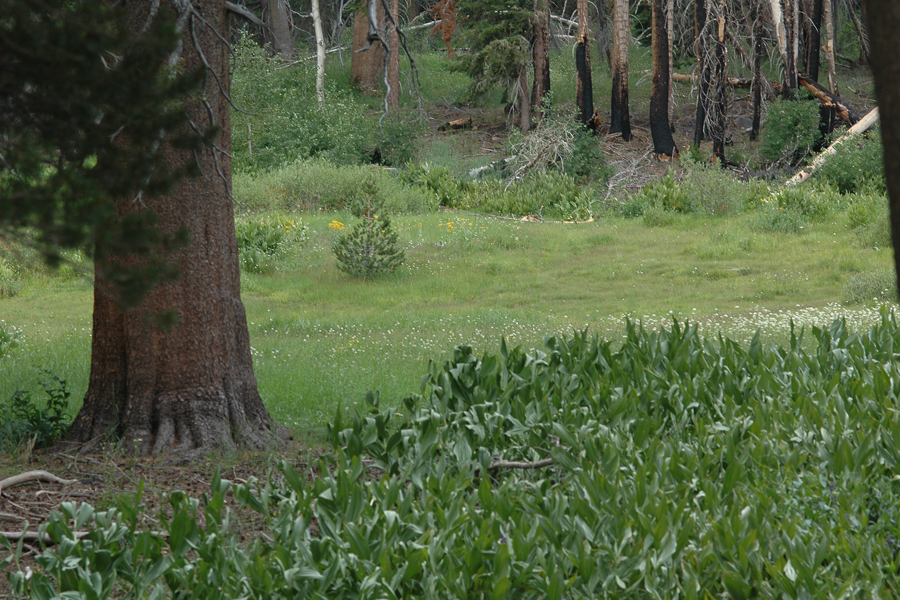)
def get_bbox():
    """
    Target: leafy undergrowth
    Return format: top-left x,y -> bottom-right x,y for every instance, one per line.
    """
10,311 -> 900,598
